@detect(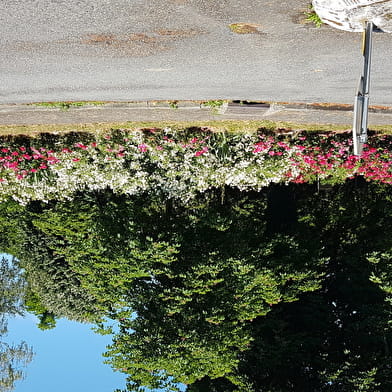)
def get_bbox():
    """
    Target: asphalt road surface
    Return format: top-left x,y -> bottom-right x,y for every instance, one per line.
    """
1,0 -> 391,105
